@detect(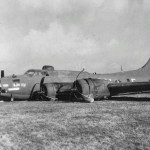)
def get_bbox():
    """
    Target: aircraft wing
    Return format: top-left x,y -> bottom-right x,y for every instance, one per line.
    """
71,78 -> 150,102
108,82 -> 150,96
32,77 -> 150,102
